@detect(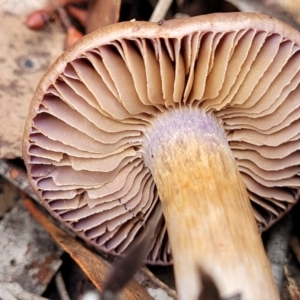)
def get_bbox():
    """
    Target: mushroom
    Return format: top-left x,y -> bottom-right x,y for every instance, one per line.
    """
22,12 -> 300,299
